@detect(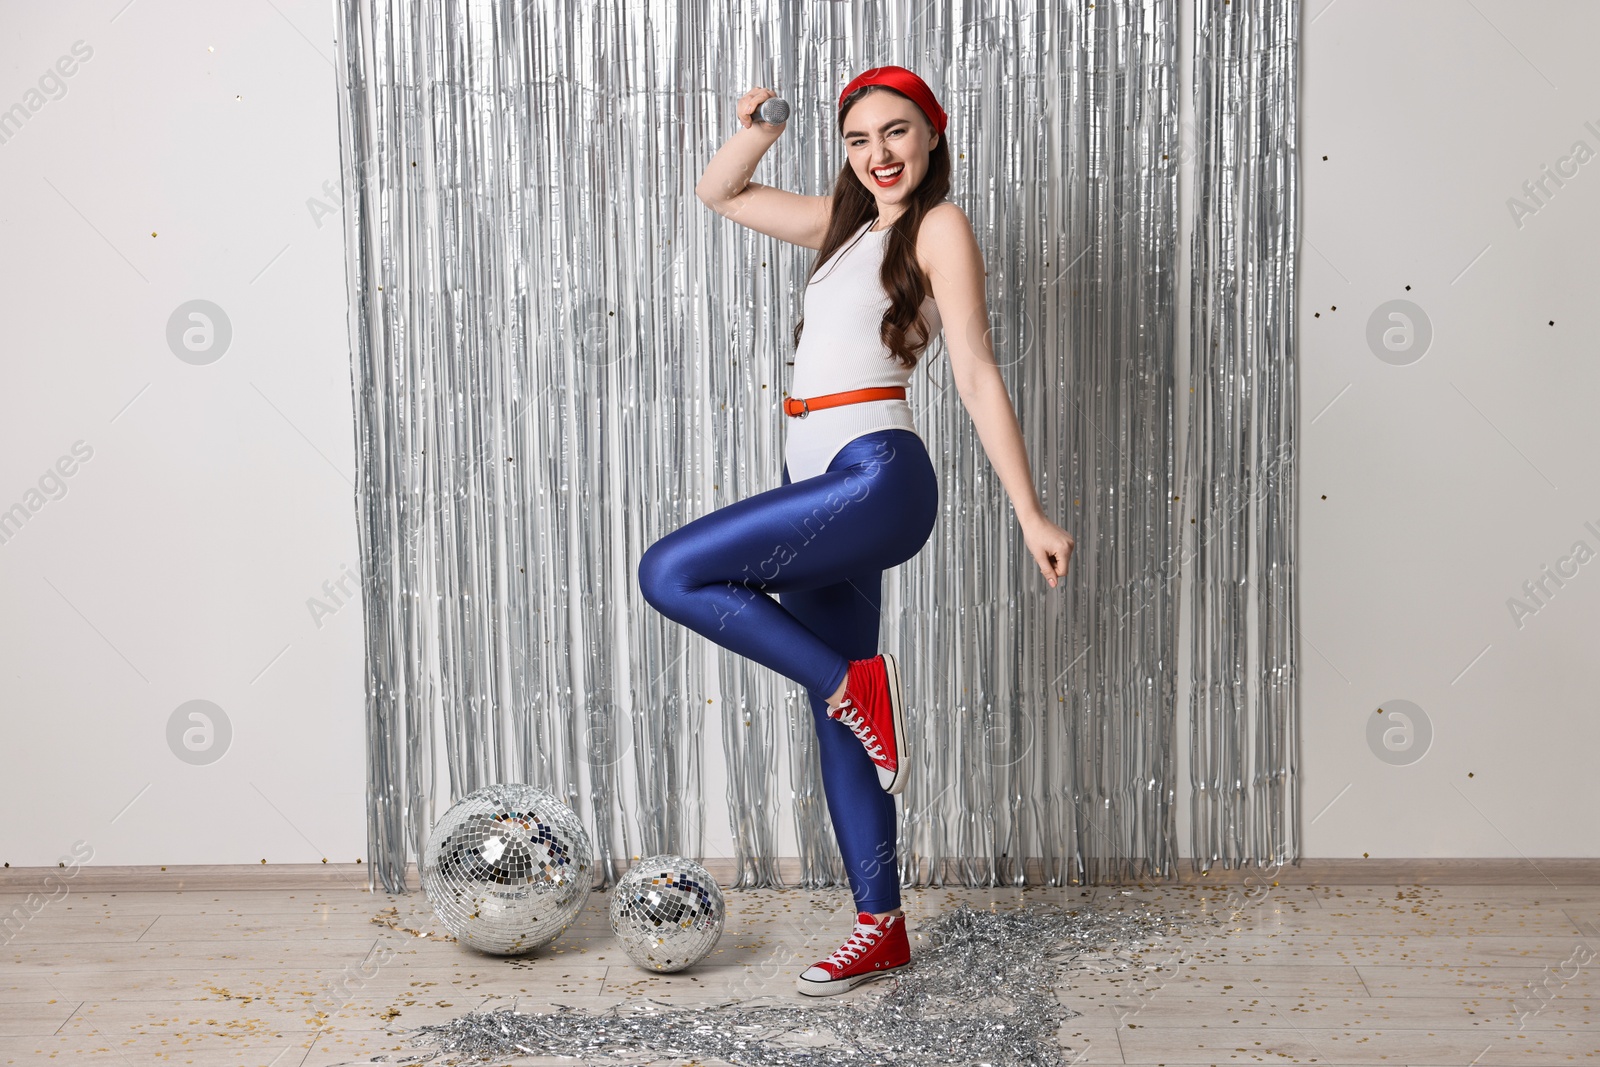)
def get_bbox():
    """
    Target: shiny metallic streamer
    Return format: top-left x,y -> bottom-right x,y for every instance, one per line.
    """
333,0 -> 657,892
888,3 -> 1181,889
402,901 -> 1193,1066
1185,0 -> 1301,869
329,0 -> 1294,895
